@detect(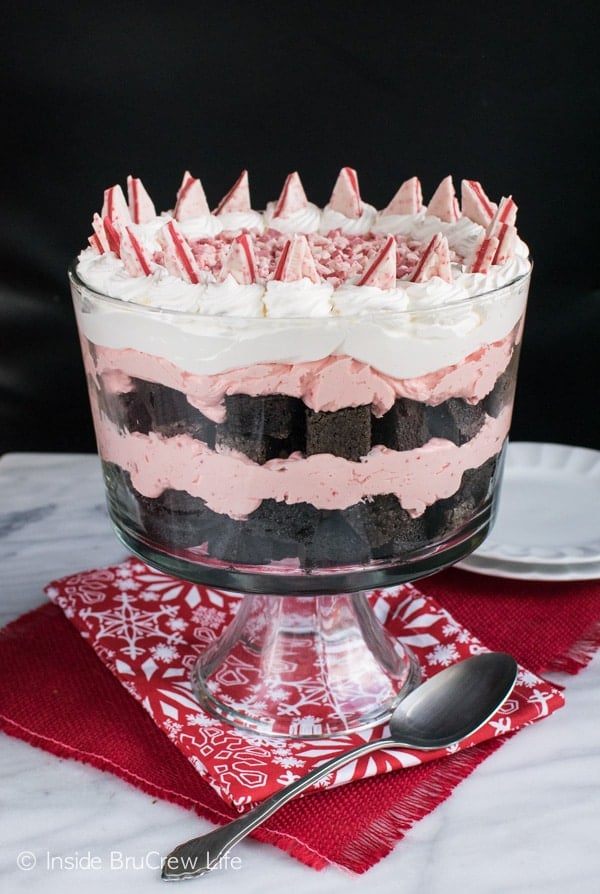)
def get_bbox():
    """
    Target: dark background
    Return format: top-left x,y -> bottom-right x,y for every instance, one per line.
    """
1,1 -> 599,454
